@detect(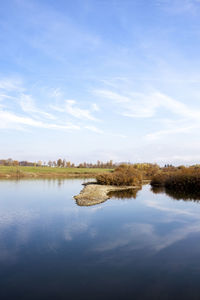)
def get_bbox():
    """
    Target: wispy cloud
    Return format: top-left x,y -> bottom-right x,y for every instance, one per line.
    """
50,99 -> 99,121
0,78 -> 82,131
0,109 -> 80,131
146,125 -> 196,141
65,100 -> 99,121
84,125 -> 103,134
0,78 -> 105,136
20,94 -> 55,120
0,78 -> 24,93
91,103 -> 100,112
94,89 -> 130,104
94,89 -> 200,119
94,87 -> 200,141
